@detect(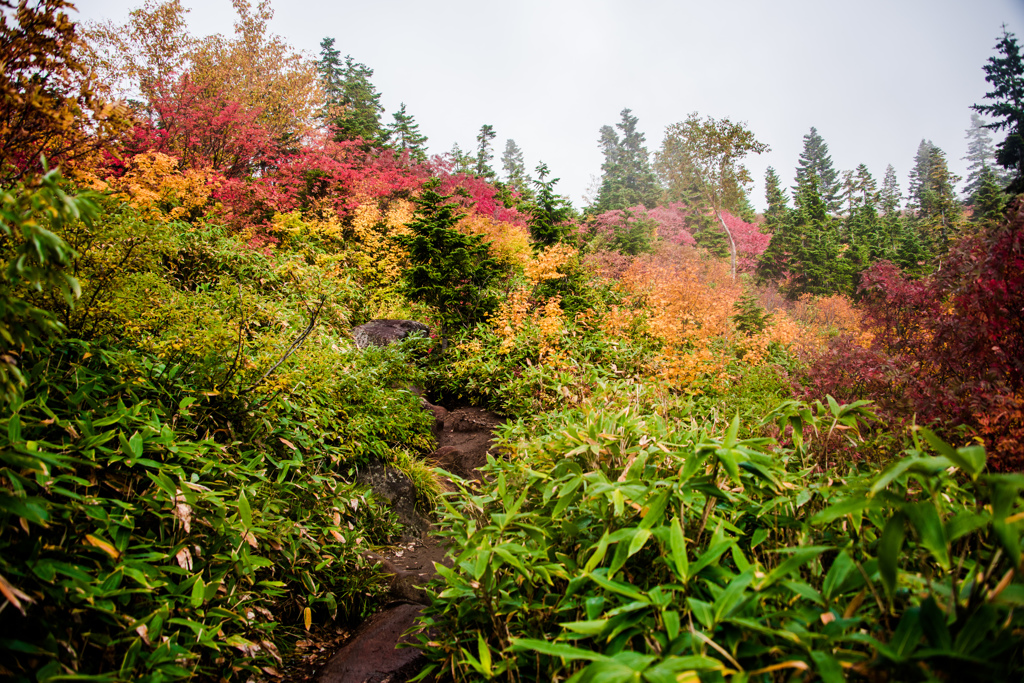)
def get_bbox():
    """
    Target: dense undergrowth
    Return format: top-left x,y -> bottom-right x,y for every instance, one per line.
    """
2,2 -> 1023,681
